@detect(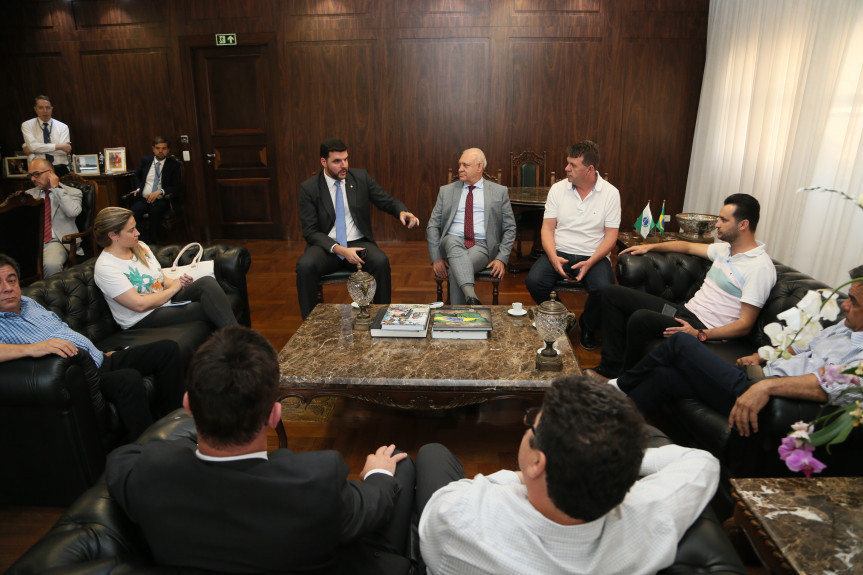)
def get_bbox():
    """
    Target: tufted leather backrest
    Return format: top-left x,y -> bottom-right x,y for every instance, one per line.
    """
616,252 -> 710,303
